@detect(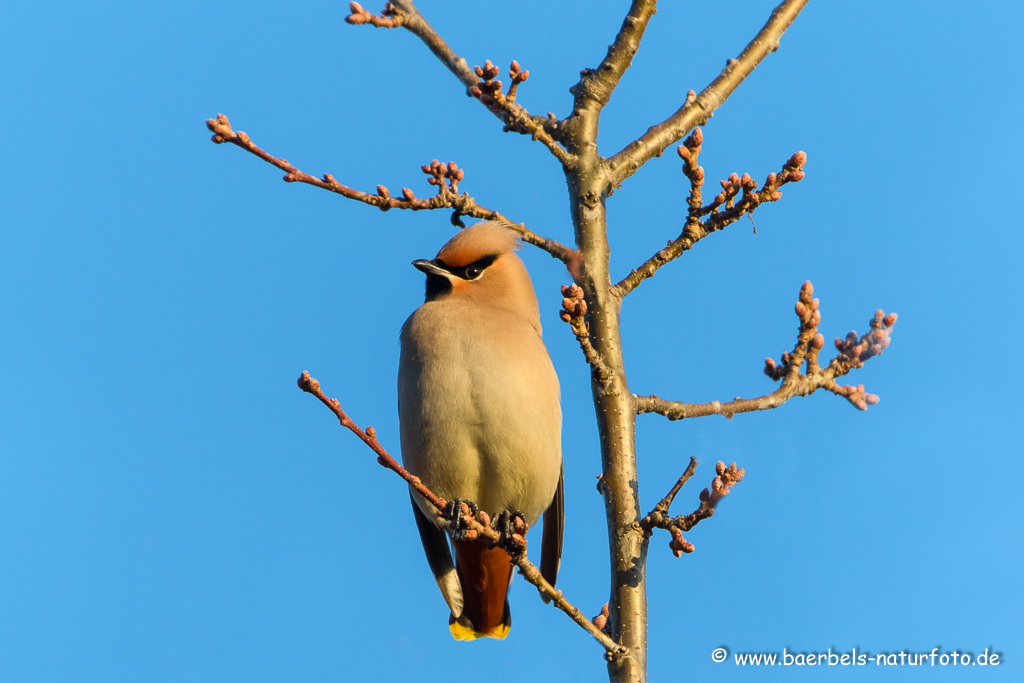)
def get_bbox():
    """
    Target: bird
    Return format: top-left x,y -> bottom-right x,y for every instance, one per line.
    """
398,221 -> 563,641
